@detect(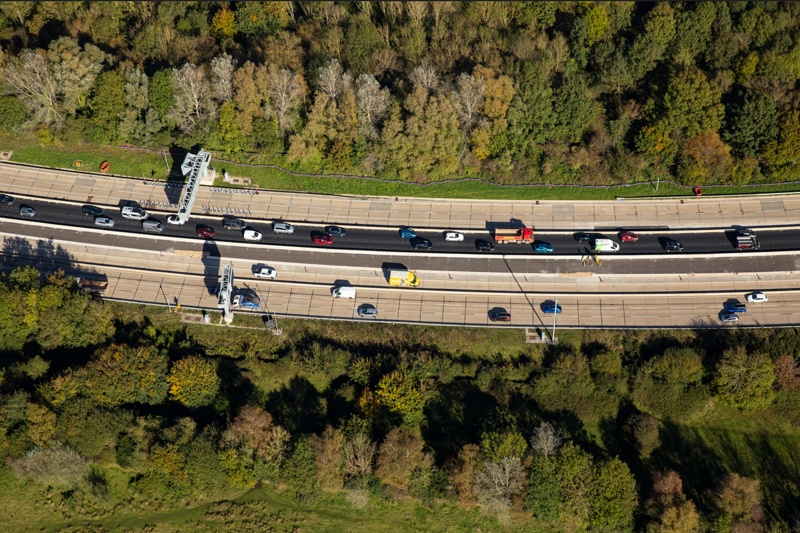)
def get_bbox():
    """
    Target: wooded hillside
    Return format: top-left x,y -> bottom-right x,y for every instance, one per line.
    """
1,2 -> 799,186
